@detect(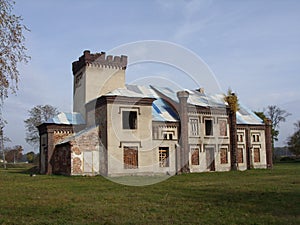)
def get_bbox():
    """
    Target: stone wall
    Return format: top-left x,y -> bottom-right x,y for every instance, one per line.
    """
69,126 -> 100,175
